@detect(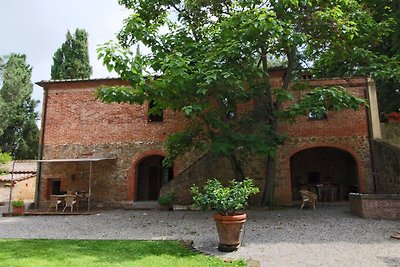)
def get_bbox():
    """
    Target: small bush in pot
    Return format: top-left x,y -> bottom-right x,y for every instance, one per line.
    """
12,200 -> 25,215
191,178 -> 259,252
157,192 -> 175,211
